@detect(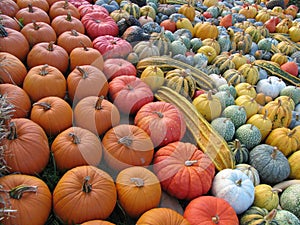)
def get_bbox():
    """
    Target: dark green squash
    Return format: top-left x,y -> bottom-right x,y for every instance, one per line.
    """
240,206 -> 279,225
228,139 -> 249,164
